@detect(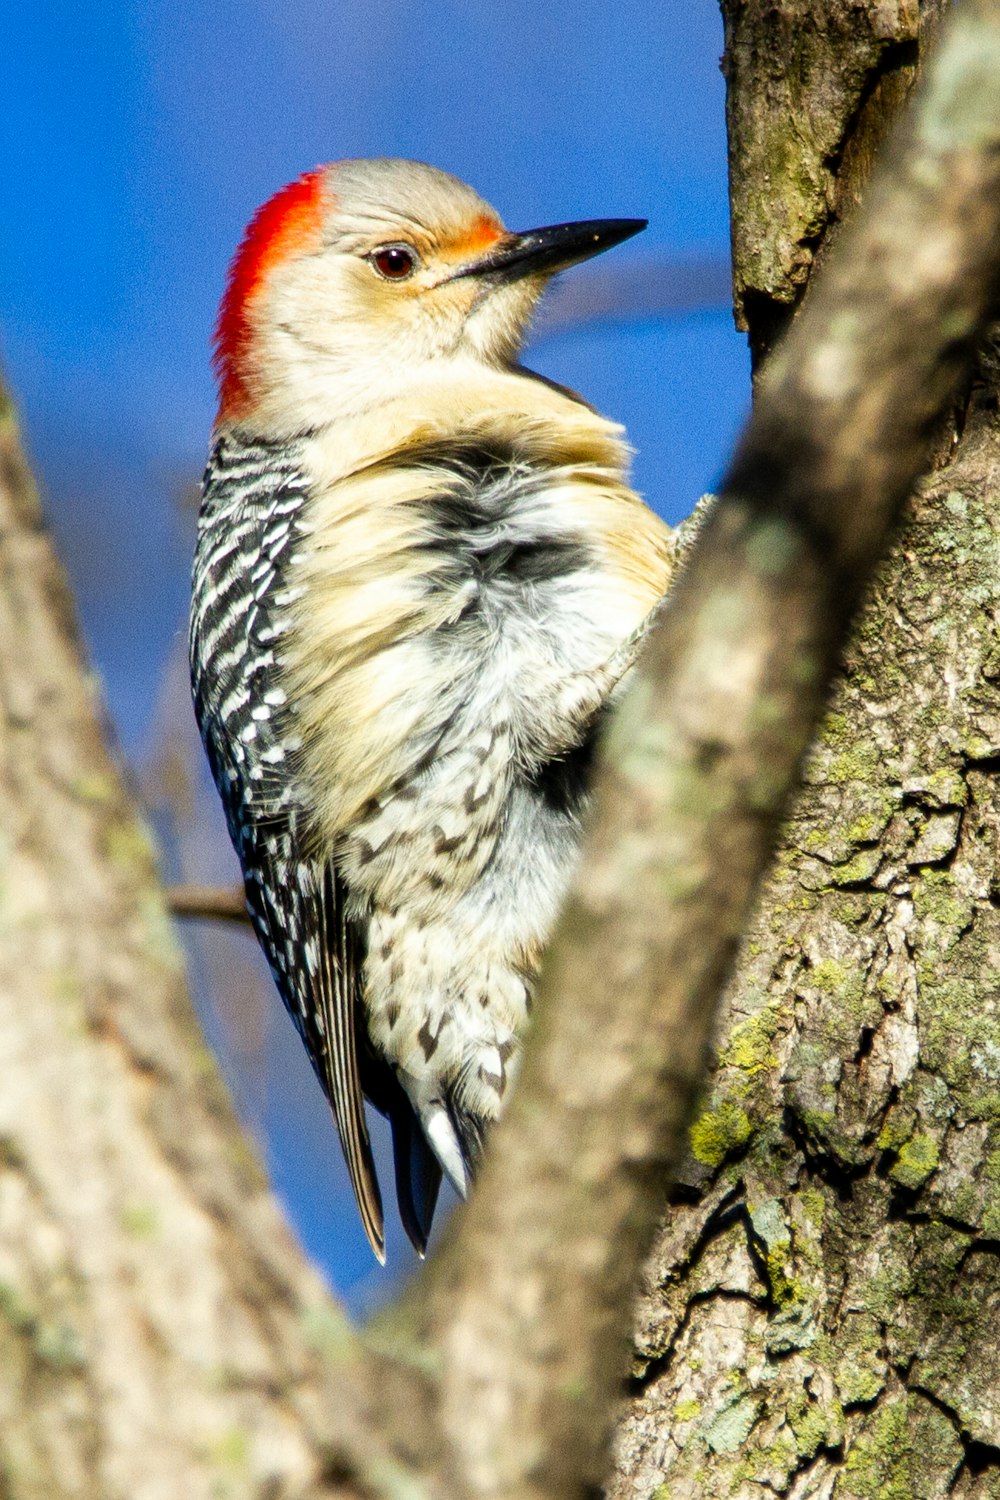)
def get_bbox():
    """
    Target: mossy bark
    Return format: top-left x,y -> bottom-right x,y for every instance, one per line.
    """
609,3 -> 1000,1495
721,0 -> 948,368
